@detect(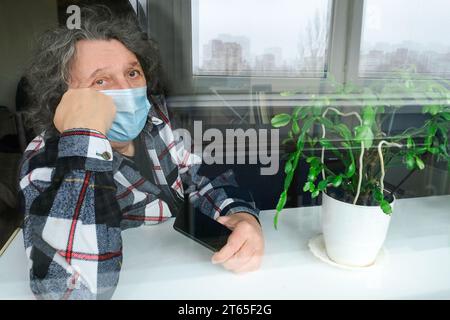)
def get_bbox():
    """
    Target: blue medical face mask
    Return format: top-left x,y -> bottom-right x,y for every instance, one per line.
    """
100,86 -> 151,142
